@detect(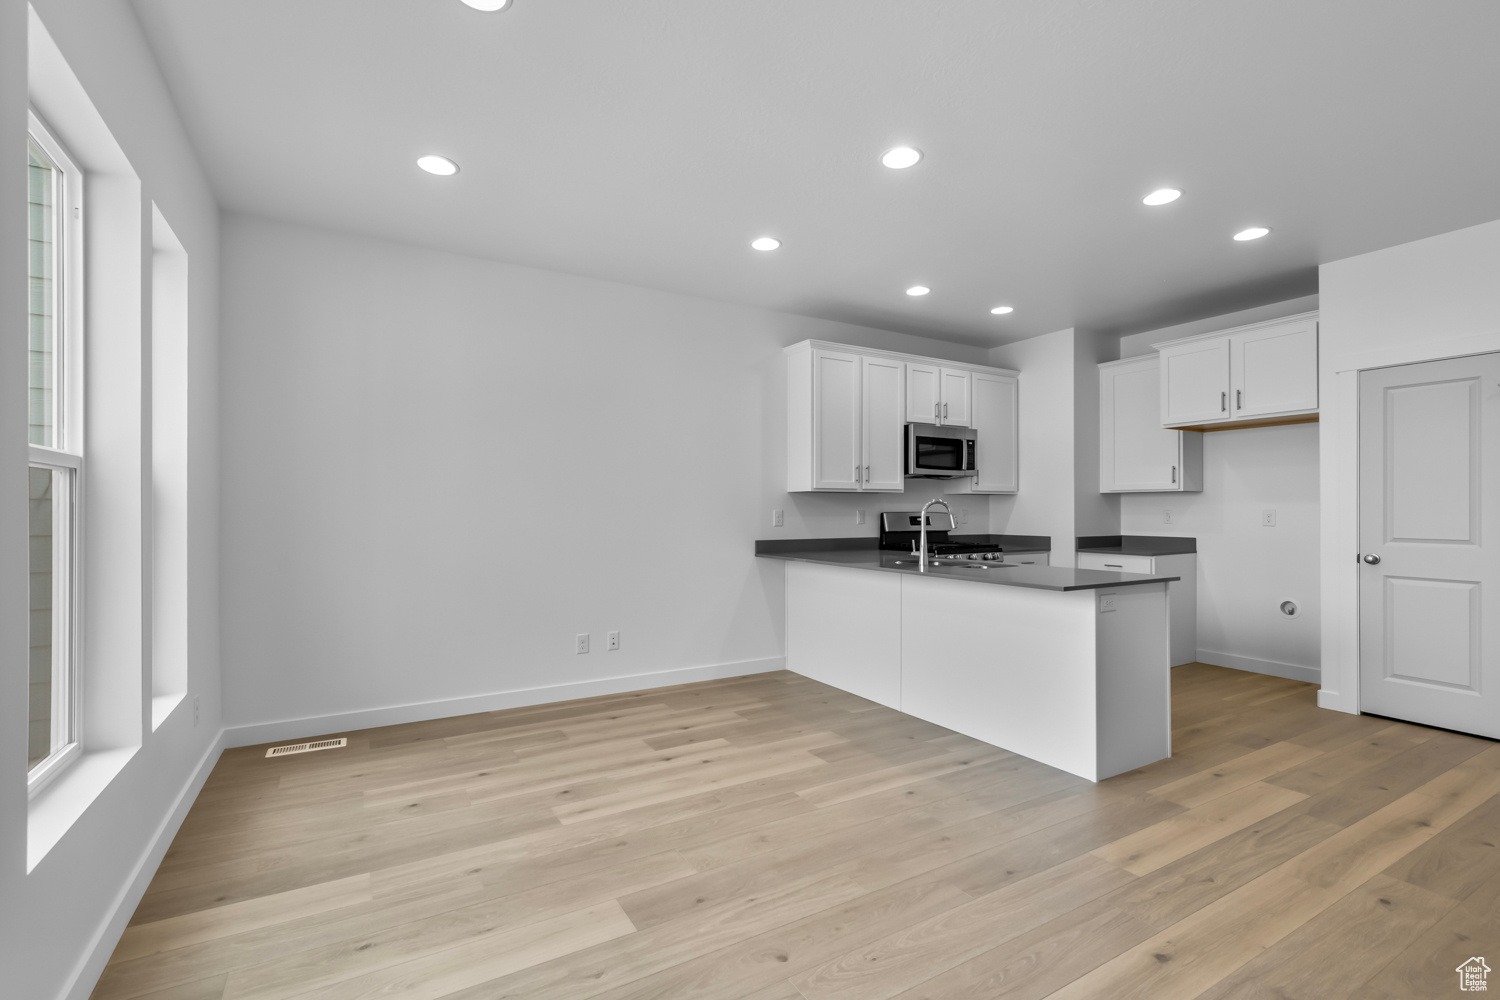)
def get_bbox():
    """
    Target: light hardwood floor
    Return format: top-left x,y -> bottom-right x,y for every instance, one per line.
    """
93,665 -> 1500,1000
